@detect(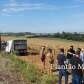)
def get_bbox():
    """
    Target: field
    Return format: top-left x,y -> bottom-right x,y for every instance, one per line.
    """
2,36 -> 84,83
1,36 -> 84,70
